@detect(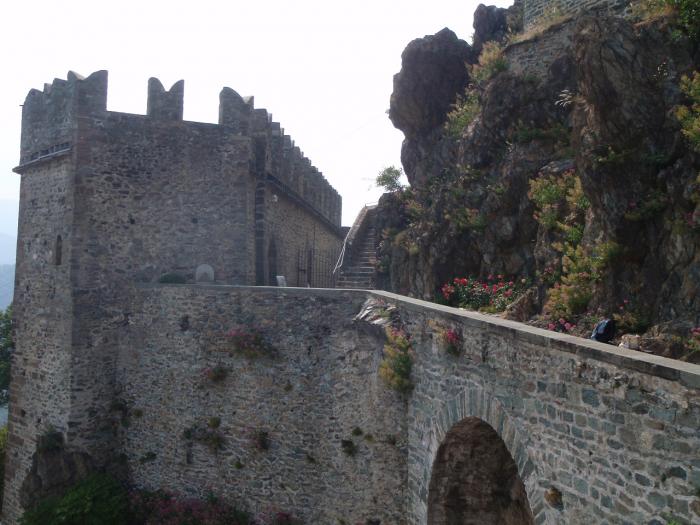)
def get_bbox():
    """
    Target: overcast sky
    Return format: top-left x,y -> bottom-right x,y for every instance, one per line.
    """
0,0 -> 511,236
